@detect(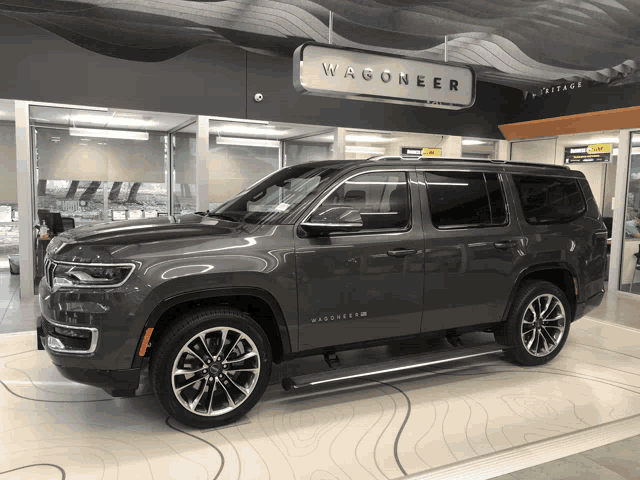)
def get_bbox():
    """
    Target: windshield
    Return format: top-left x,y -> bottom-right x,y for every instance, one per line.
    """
212,164 -> 342,224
